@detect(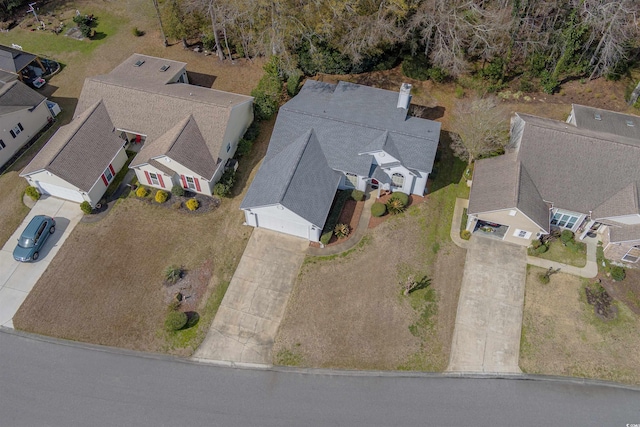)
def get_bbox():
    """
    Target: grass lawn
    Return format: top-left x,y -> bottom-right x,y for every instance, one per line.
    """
520,266 -> 640,385
529,239 -> 587,267
272,141 -> 469,371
